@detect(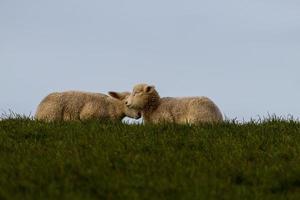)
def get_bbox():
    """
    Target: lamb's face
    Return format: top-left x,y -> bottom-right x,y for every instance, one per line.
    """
108,91 -> 141,119
123,93 -> 142,119
126,84 -> 155,110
